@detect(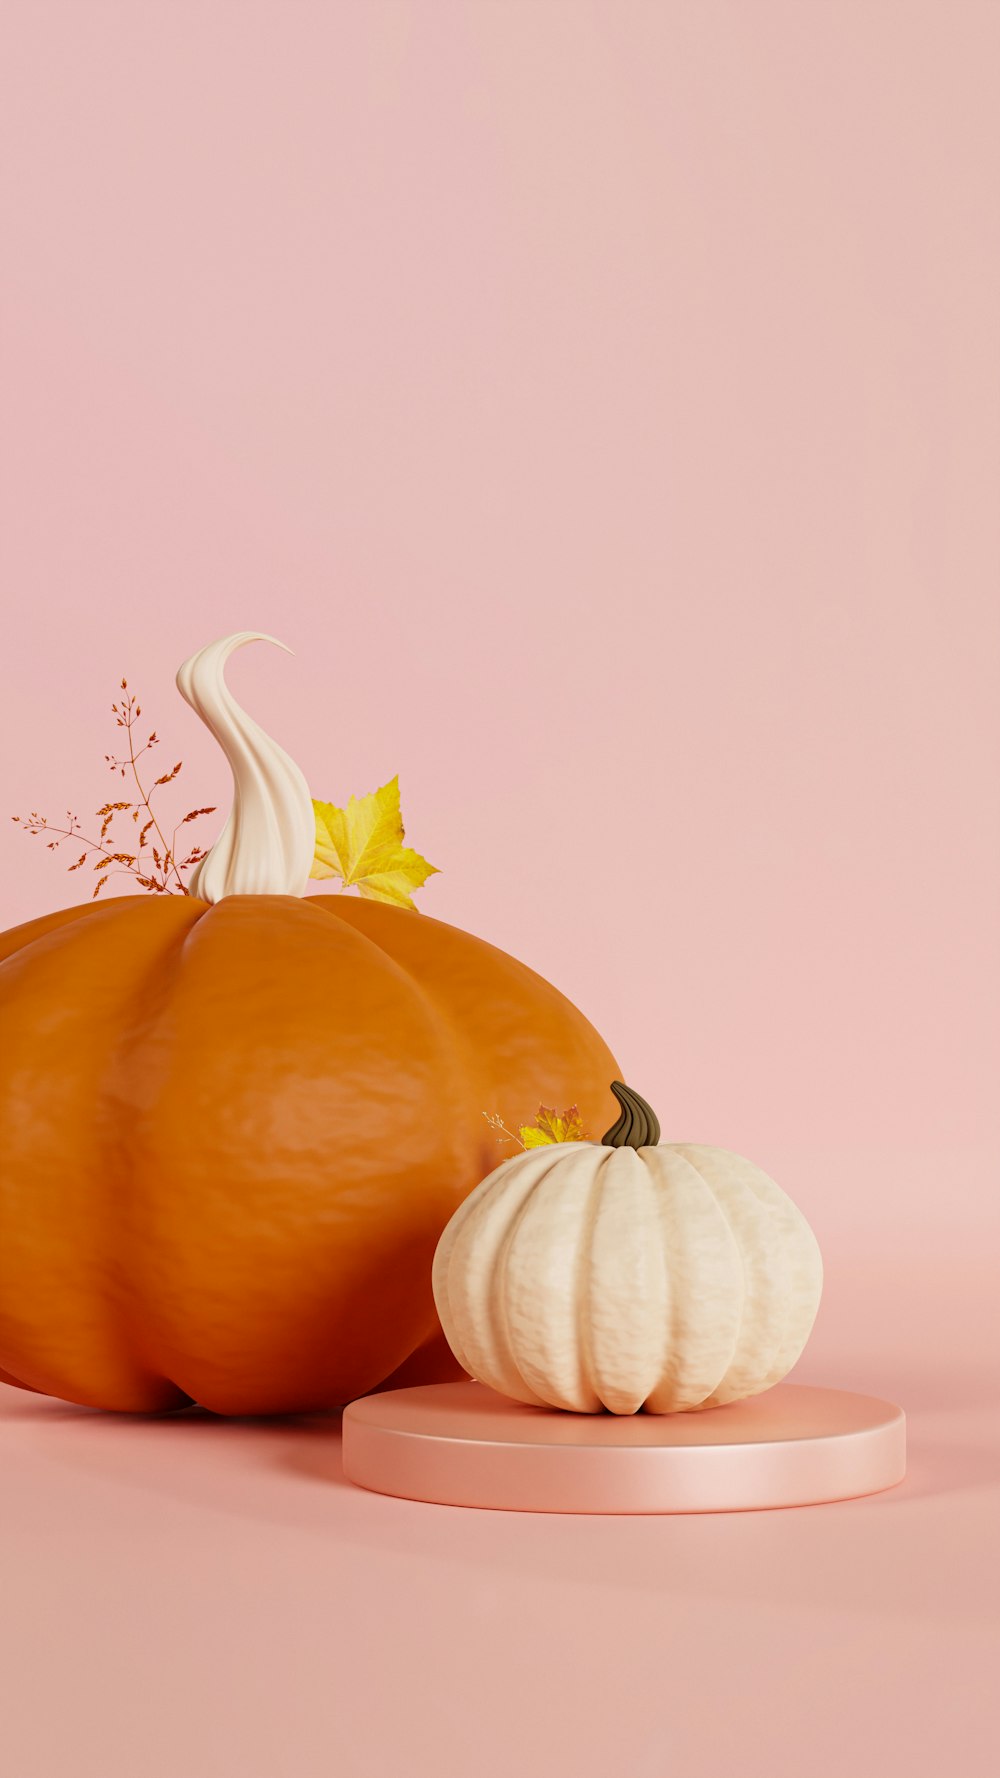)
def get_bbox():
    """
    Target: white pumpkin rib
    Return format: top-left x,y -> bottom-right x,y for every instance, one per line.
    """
493,1150 -> 594,1407
678,1147 -> 777,1406
702,1148 -> 823,1390
747,1156 -> 822,1389
584,1150 -> 668,1414
431,1151 -> 525,1380
676,1146 -> 799,1407
431,1146 -> 524,1294
442,1150 -> 559,1403
643,1149 -> 745,1412
572,1148 -> 614,1410
487,1183 -> 553,1407
501,1148 -> 603,1411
